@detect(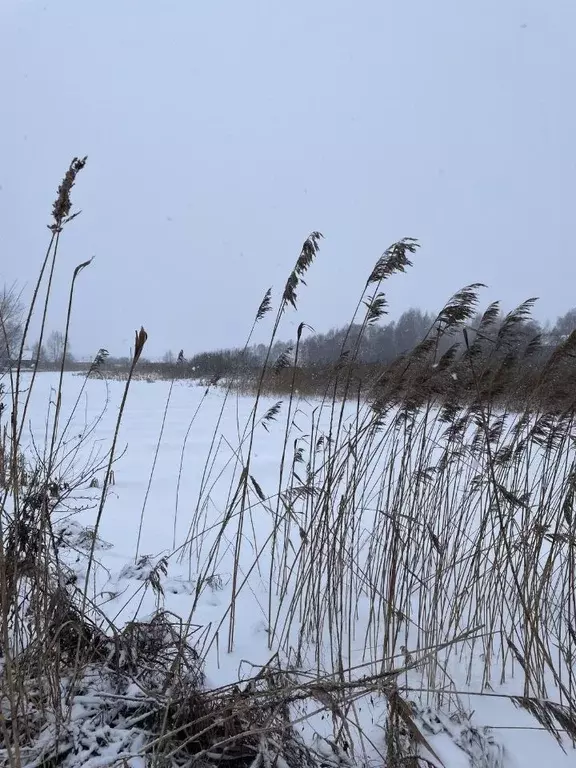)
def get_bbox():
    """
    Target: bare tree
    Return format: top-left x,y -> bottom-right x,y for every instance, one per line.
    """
46,330 -> 73,364
551,308 -> 576,343
0,286 -> 24,364
30,339 -> 48,364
